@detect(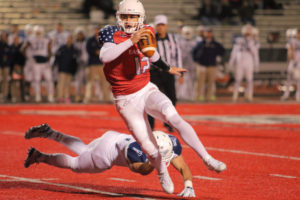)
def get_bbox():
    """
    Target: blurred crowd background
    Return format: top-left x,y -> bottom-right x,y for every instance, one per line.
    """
0,0 -> 300,104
